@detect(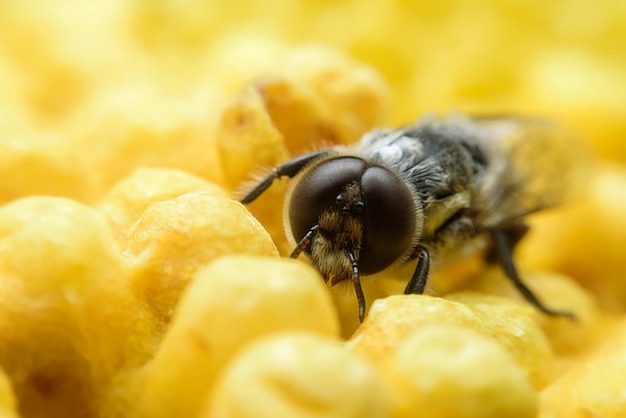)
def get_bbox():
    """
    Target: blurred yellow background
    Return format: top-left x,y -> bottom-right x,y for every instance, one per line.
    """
1,0 -> 625,308
1,2 -> 626,417
1,0 -> 625,166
